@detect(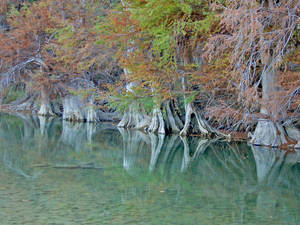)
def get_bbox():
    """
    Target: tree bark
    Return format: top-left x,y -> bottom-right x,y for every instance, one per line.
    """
250,68 -> 292,147
38,88 -> 55,117
62,95 -> 86,122
86,95 -> 97,122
